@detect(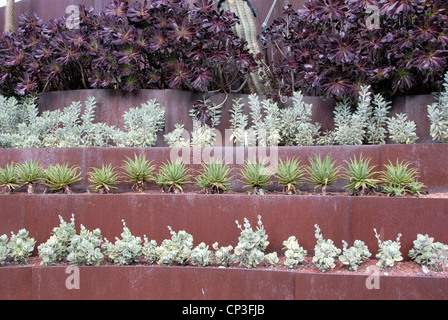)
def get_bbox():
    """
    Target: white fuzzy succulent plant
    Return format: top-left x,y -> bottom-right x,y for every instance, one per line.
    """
189,242 -> 214,267
38,214 -> 76,266
142,237 -> 158,264
409,234 -> 448,272
156,227 -> 194,266
374,228 -> 403,270
212,242 -> 234,267
338,240 -> 371,271
0,234 -> 10,266
312,225 -> 341,272
67,225 -> 104,266
8,229 -> 36,264
102,220 -> 143,265
233,215 -> 269,268
282,236 -> 307,269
